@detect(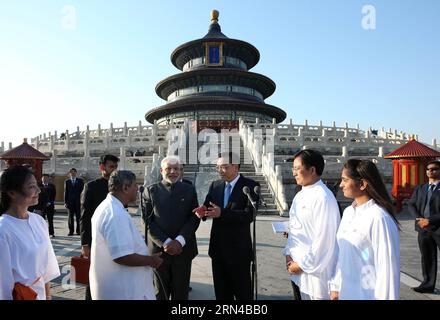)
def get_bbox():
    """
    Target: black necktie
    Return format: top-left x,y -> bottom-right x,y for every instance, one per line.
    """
424,184 -> 435,218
